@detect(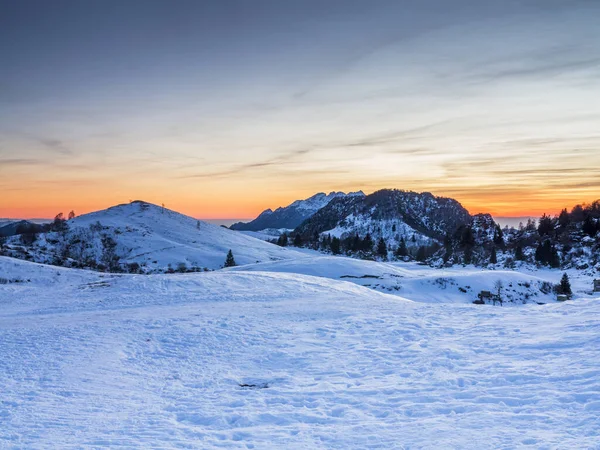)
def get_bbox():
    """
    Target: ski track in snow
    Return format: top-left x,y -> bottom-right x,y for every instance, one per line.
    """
1,257 -> 600,448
